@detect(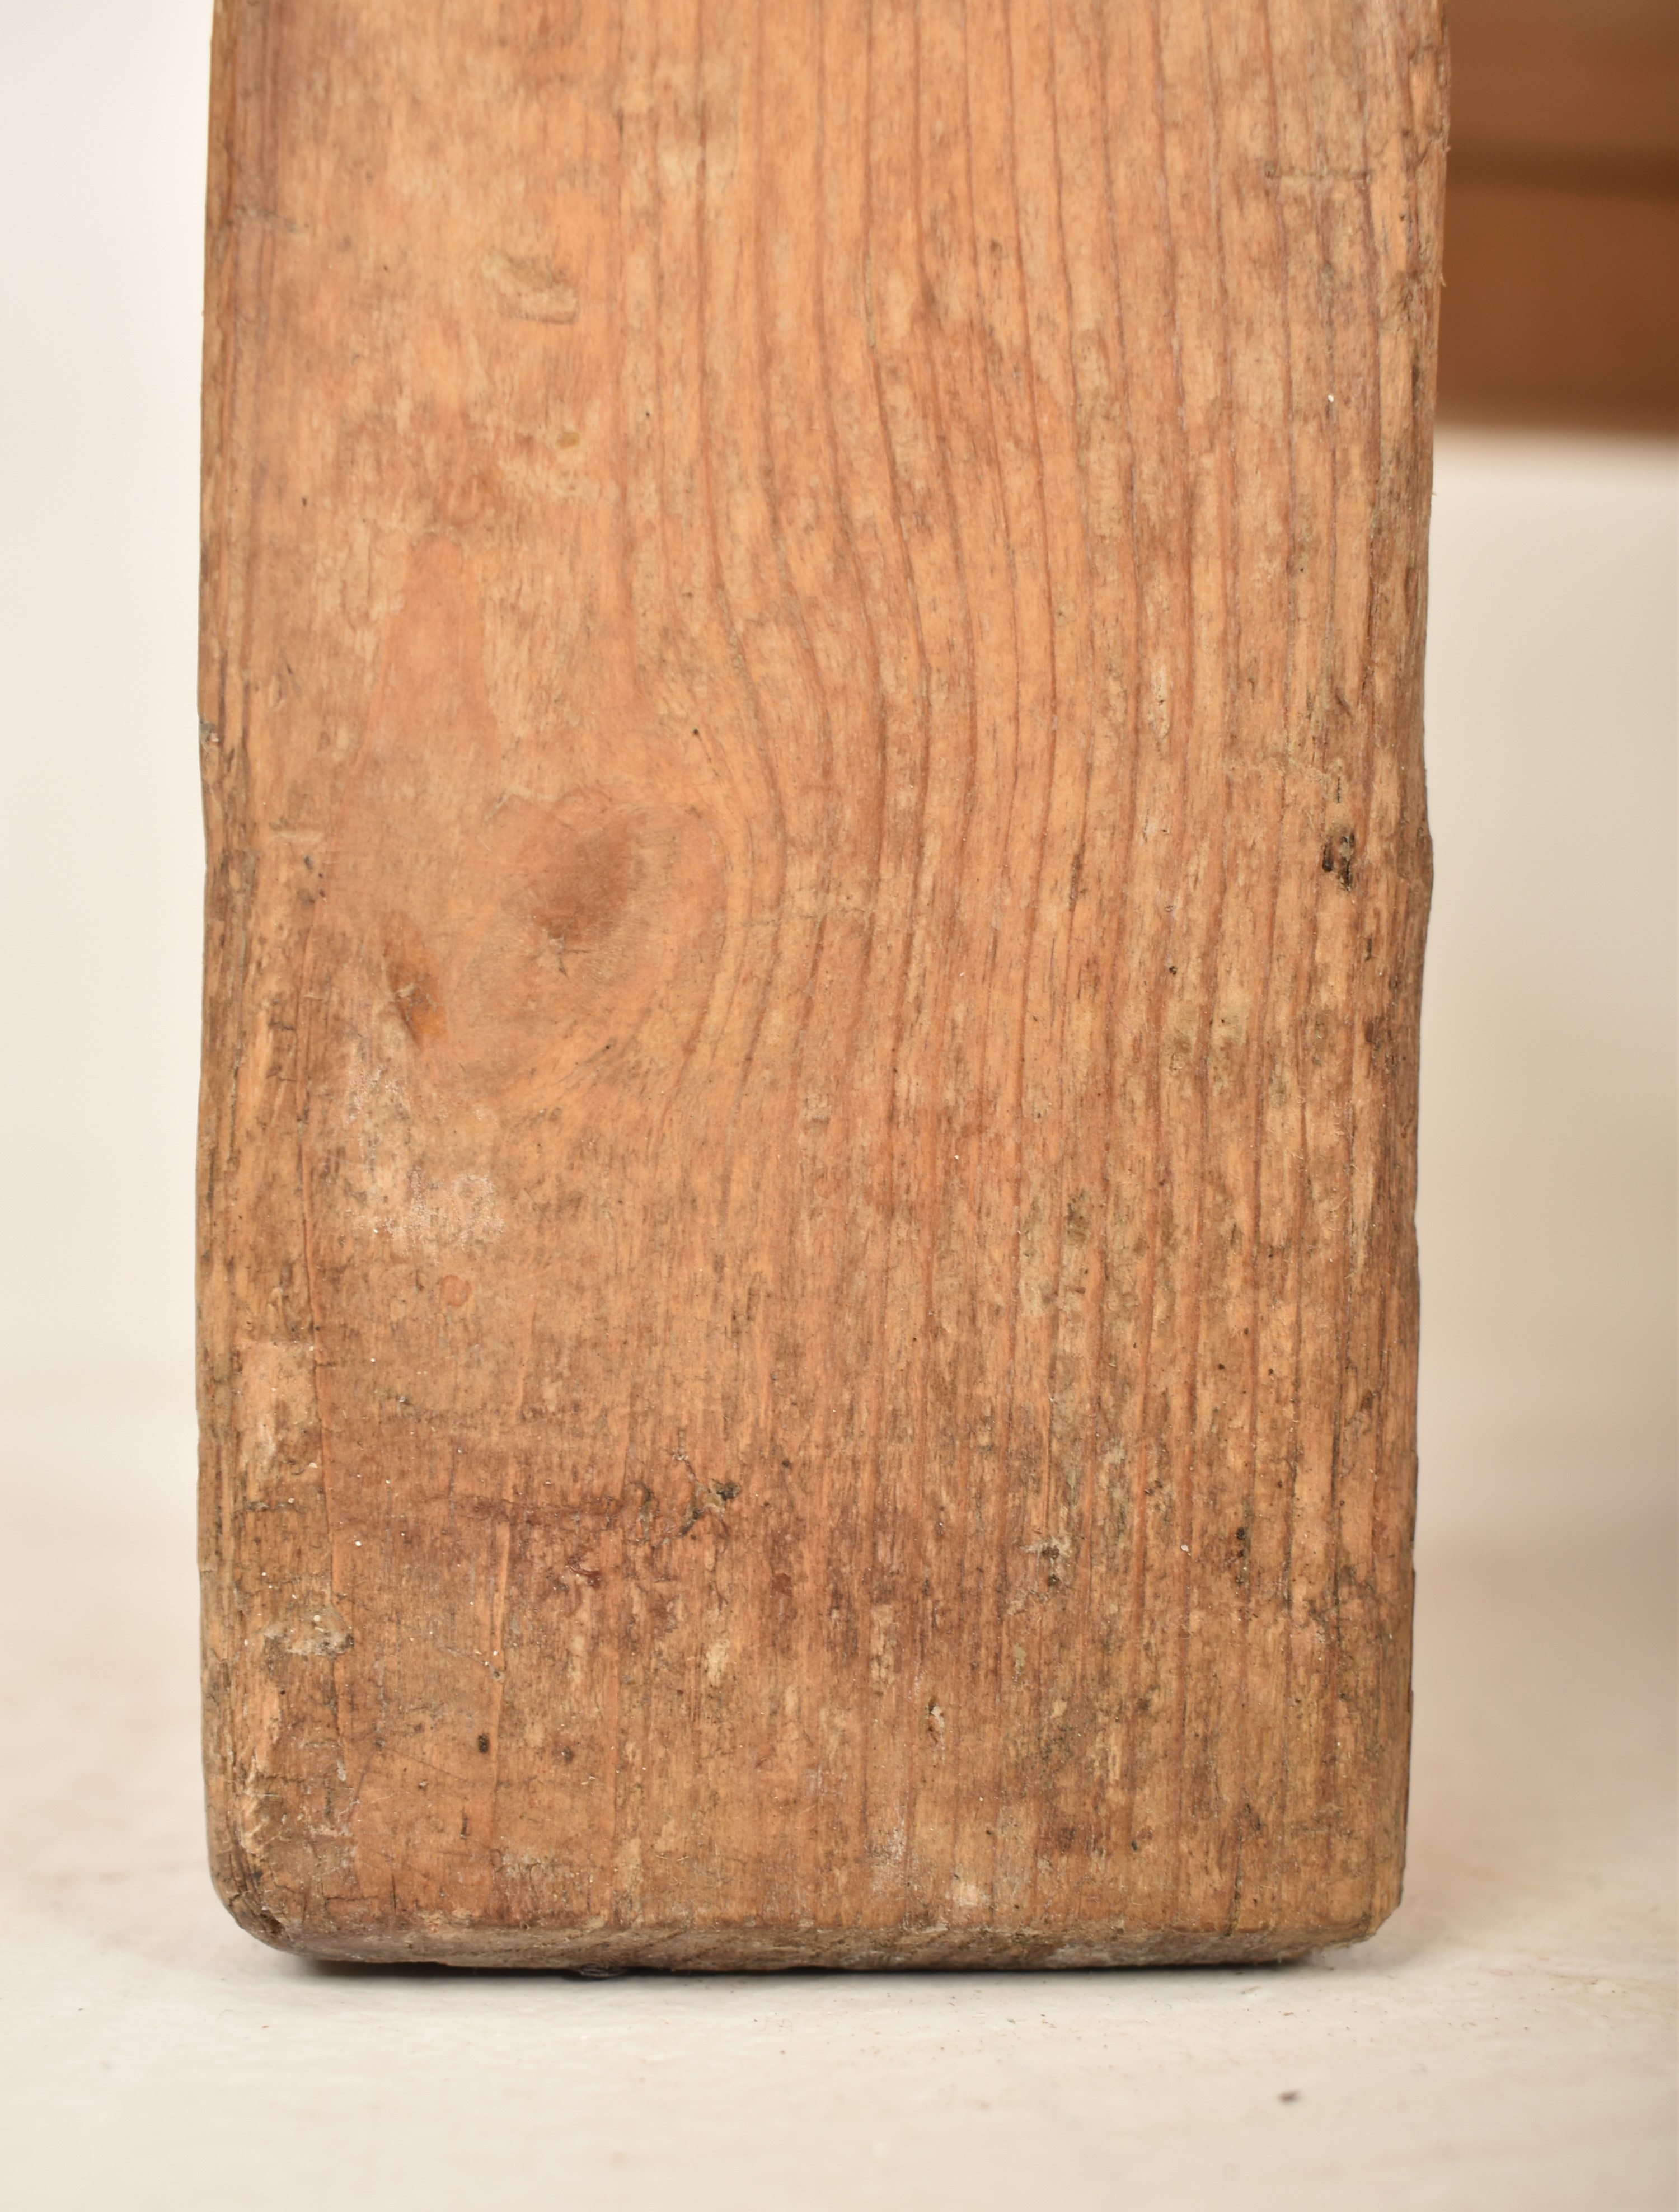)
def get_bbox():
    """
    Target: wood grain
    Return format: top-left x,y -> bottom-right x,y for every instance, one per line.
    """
199,0 -> 1444,1968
